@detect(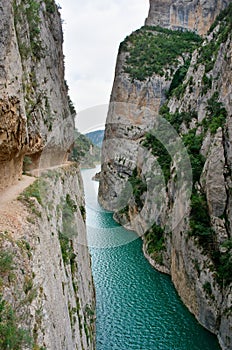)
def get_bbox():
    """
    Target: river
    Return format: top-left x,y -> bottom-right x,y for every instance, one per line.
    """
82,167 -> 220,350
